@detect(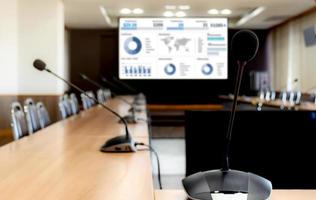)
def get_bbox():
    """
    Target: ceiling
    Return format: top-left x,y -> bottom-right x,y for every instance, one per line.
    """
64,0 -> 316,29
